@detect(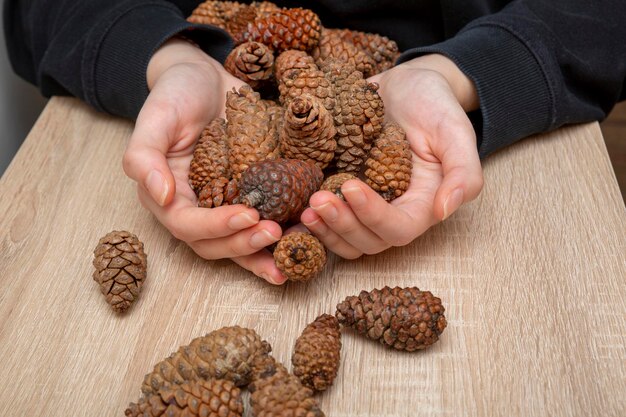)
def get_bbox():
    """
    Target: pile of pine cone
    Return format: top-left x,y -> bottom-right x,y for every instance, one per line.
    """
186,1 -> 413,282
126,286 -> 447,416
